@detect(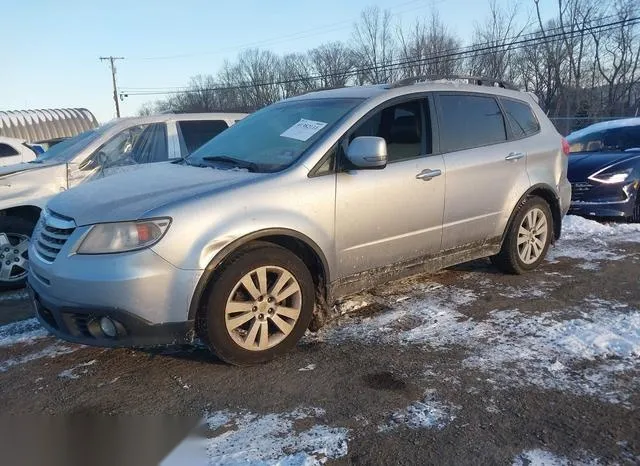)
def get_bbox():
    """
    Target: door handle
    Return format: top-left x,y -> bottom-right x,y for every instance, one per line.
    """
416,168 -> 442,181
505,152 -> 525,161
